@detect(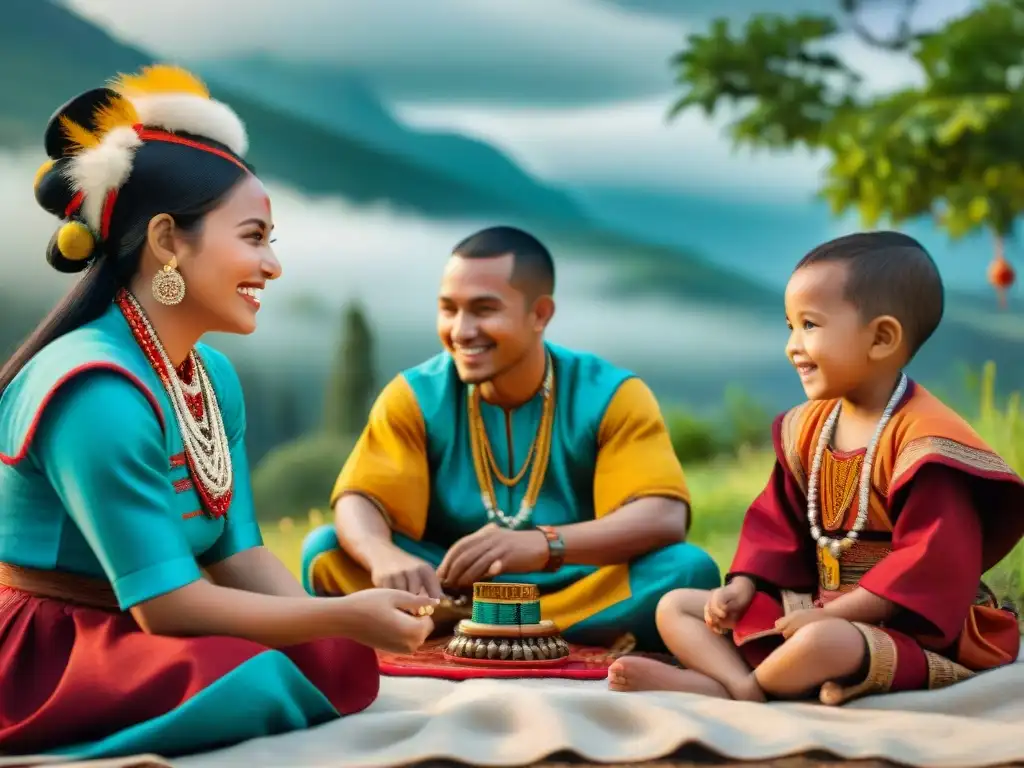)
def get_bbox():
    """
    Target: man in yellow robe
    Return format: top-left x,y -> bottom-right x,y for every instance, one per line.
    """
301,226 -> 720,648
